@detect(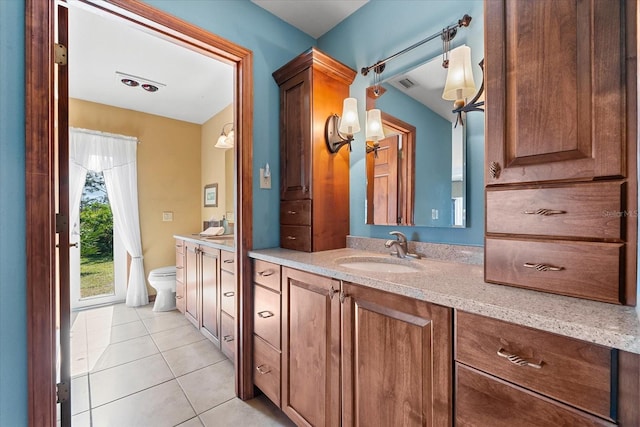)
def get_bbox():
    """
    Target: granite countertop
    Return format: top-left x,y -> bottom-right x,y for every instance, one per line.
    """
249,247 -> 640,354
175,234 -> 235,251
